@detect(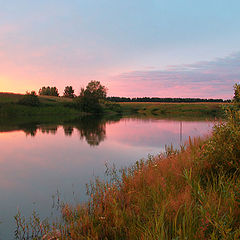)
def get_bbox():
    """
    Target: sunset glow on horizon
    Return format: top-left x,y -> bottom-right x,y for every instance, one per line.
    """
1,0 -> 240,99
